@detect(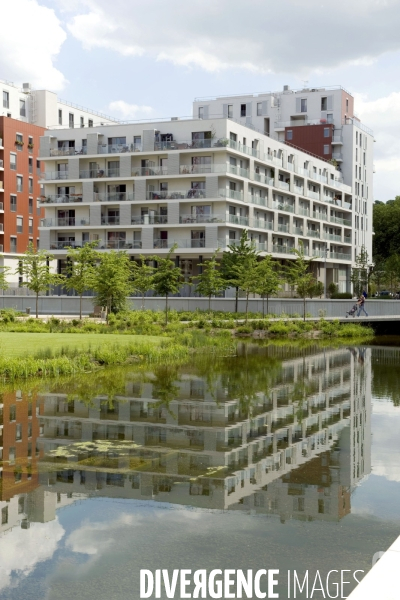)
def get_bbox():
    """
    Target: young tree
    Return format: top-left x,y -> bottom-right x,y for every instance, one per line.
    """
65,242 -> 99,319
0,264 -> 10,293
151,246 -> 182,324
18,242 -> 61,318
254,256 -> 281,316
132,256 -> 155,309
309,279 -> 325,299
91,251 -> 133,314
384,254 -> 400,294
220,231 -> 258,313
194,250 -> 226,312
285,244 -> 315,320
231,250 -> 259,322
351,246 -> 370,297
328,282 -> 339,298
